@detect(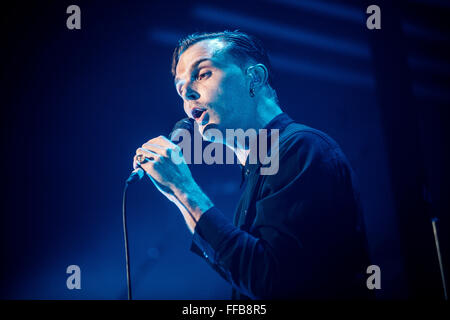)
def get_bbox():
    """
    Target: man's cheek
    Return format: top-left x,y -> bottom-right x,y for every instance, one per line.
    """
213,85 -> 226,103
